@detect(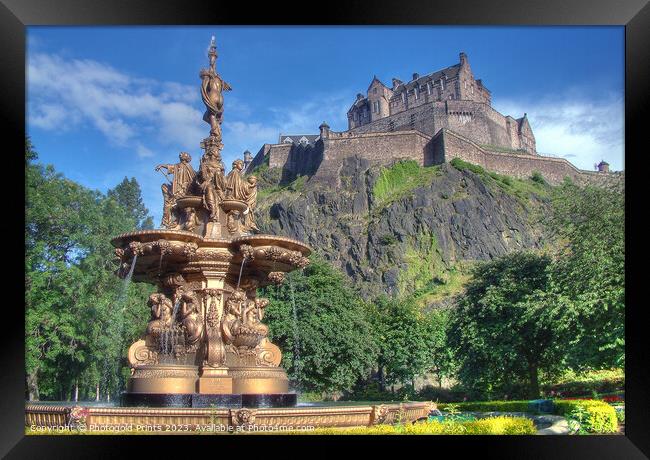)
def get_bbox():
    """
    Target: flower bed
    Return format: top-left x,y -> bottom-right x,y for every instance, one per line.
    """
280,416 -> 536,435
439,398 -> 618,434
